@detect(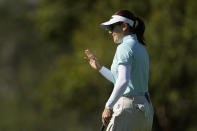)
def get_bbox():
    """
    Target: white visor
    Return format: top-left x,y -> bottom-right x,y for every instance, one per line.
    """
100,15 -> 134,29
